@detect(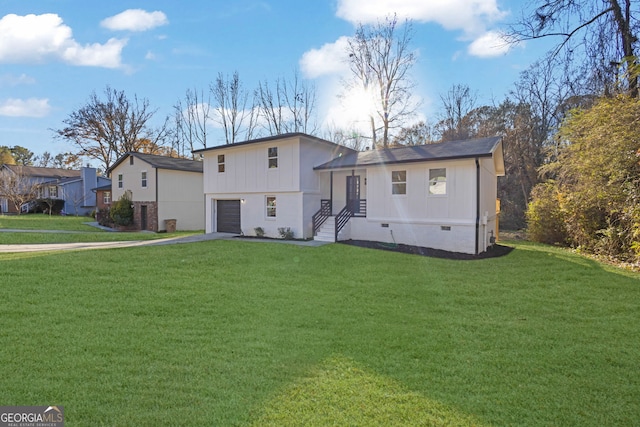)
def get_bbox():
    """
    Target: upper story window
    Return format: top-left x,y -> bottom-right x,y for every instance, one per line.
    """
218,154 -> 225,173
429,168 -> 447,195
129,156 -> 134,165
141,171 -> 147,188
268,147 -> 278,169
391,170 -> 406,195
118,174 -> 123,189
103,191 -> 111,204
